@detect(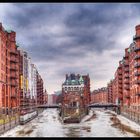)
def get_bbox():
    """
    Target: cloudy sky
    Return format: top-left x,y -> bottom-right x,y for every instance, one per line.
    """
0,3 -> 140,94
